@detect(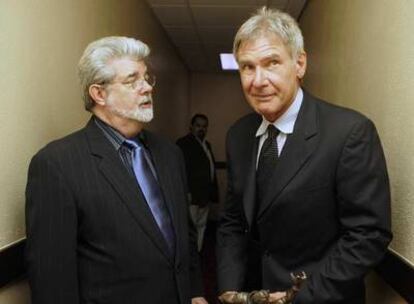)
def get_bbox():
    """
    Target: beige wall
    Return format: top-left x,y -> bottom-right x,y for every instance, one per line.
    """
300,1 -> 413,302
189,73 -> 252,217
0,281 -> 30,304
189,72 -> 251,161
300,0 -> 414,265
365,272 -> 406,304
0,0 -> 188,301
